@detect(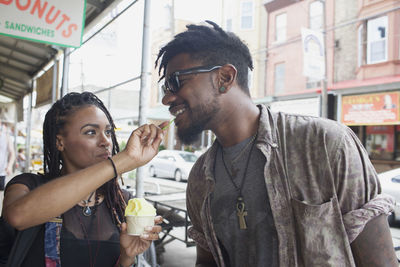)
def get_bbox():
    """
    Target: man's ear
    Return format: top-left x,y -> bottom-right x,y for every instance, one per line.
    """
218,64 -> 237,93
56,135 -> 64,152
